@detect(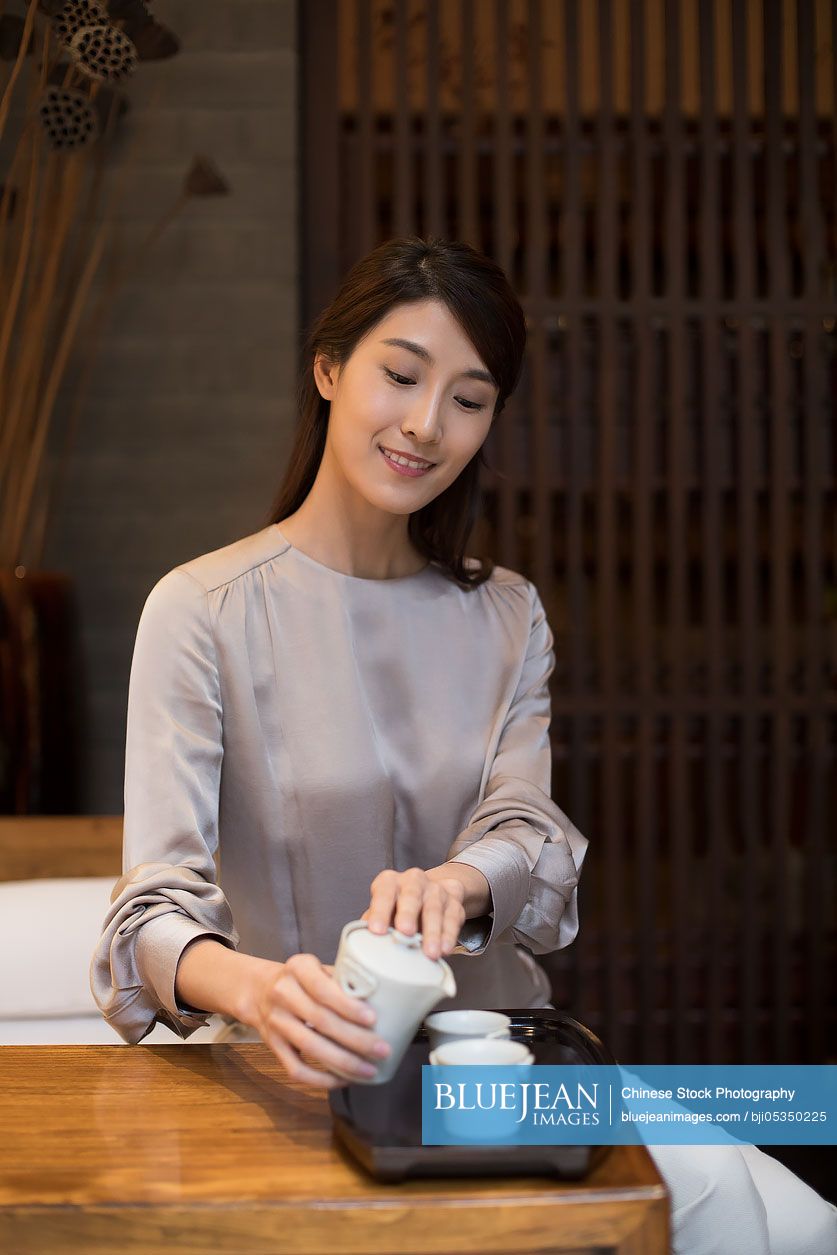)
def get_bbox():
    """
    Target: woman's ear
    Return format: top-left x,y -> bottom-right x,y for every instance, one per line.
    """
313,353 -> 340,401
